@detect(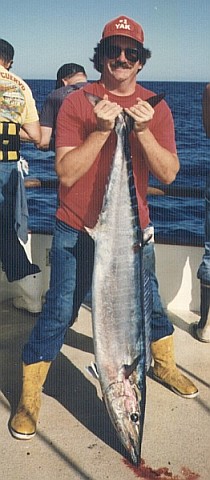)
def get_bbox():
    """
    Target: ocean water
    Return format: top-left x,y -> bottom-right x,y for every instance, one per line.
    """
22,80 -> 209,246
